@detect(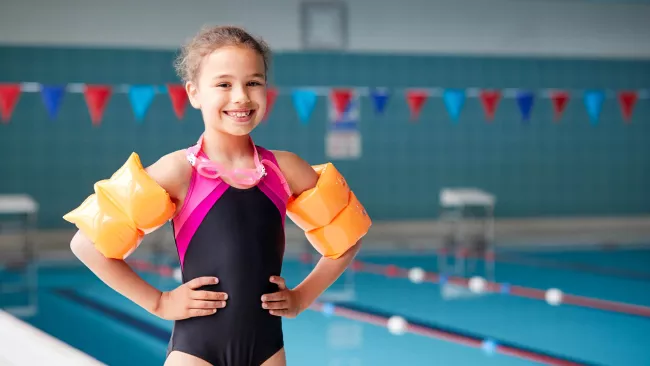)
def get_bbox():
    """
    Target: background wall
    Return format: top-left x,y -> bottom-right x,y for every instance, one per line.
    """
1,0 -> 649,230
2,0 -> 650,58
